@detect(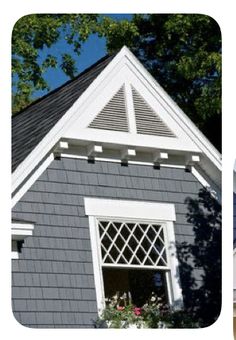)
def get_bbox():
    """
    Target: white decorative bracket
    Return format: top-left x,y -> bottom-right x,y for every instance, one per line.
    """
121,148 -> 136,161
153,151 -> 168,162
54,141 -> 69,159
58,141 -> 69,150
153,151 -> 168,169
87,144 -> 103,158
185,154 -> 200,172
186,154 -> 200,165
